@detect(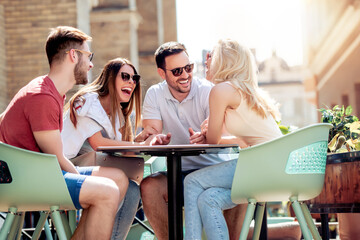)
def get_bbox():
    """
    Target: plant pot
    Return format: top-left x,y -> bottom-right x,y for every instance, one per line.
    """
307,150 -> 360,213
